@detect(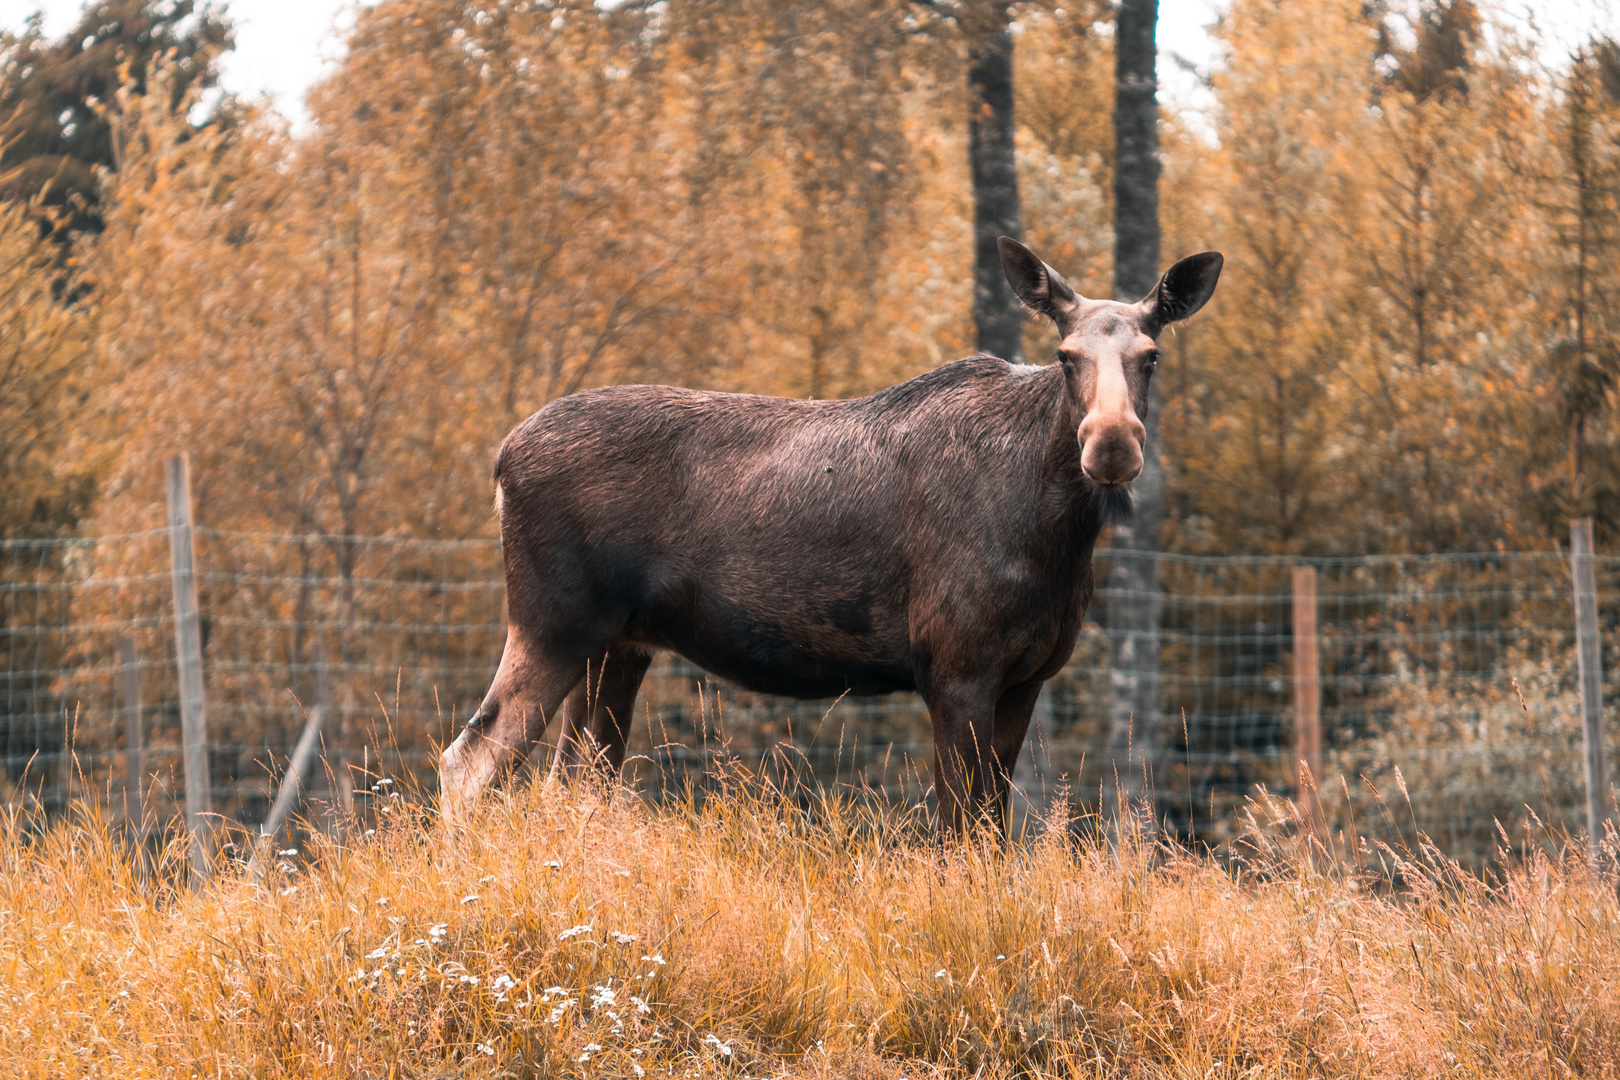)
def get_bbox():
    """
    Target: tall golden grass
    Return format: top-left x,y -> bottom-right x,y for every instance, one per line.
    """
1,769 -> 1616,1078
